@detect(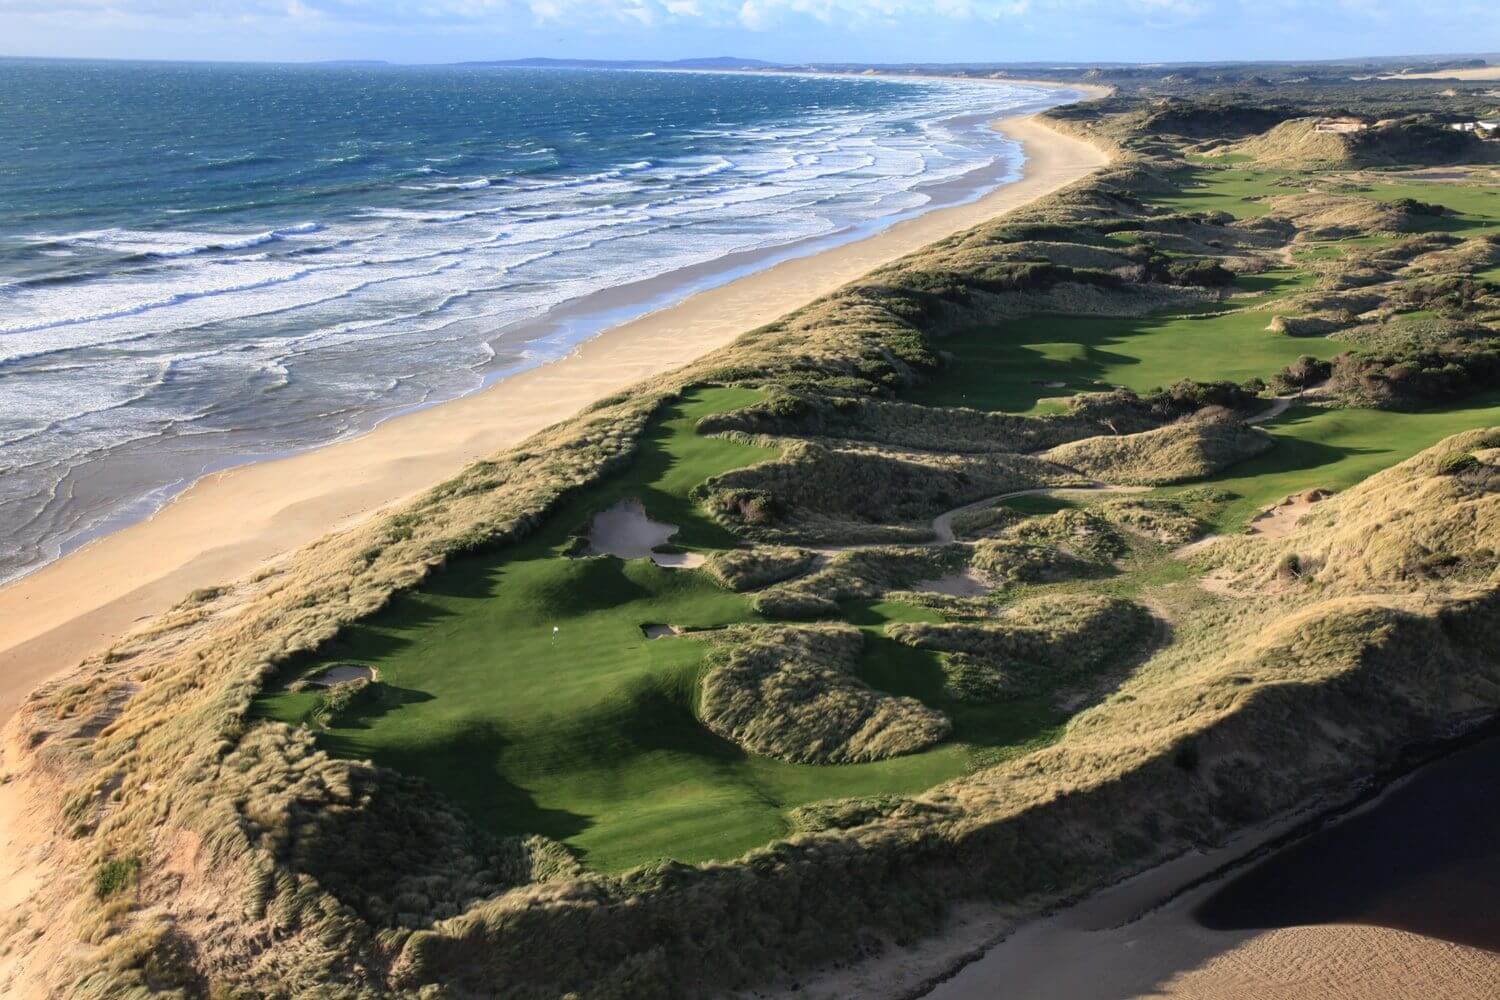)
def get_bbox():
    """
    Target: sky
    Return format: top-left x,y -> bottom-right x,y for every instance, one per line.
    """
0,1 -> 1496,67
